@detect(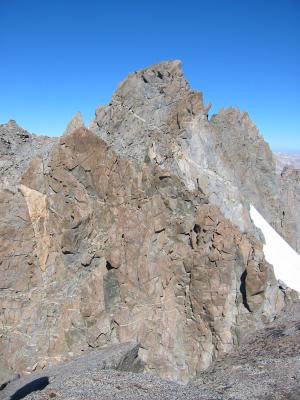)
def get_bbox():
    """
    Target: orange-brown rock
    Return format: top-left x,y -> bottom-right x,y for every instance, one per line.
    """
0,127 -> 289,383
